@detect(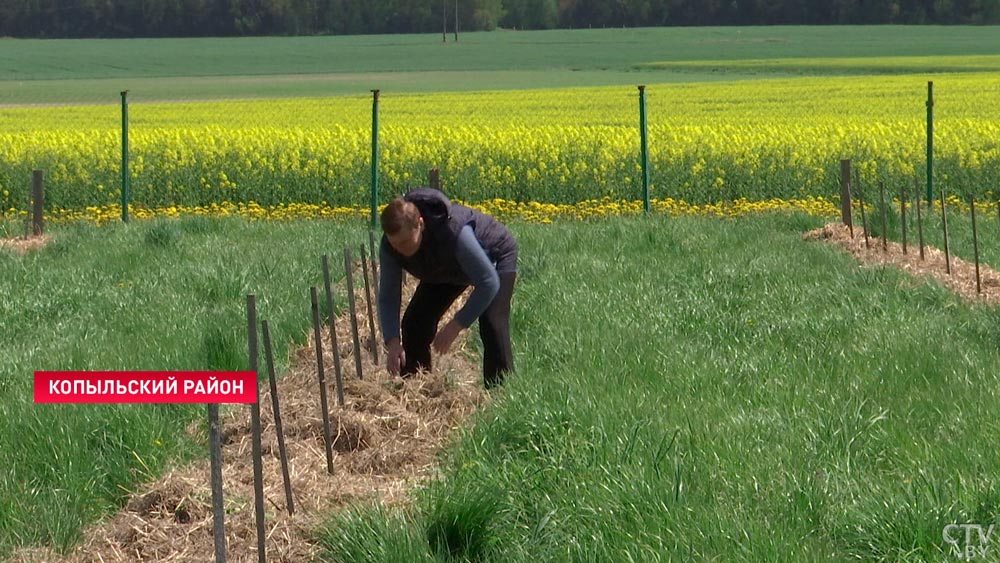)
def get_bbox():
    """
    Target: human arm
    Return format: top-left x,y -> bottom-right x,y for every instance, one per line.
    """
378,242 -> 406,375
432,225 -> 501,354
